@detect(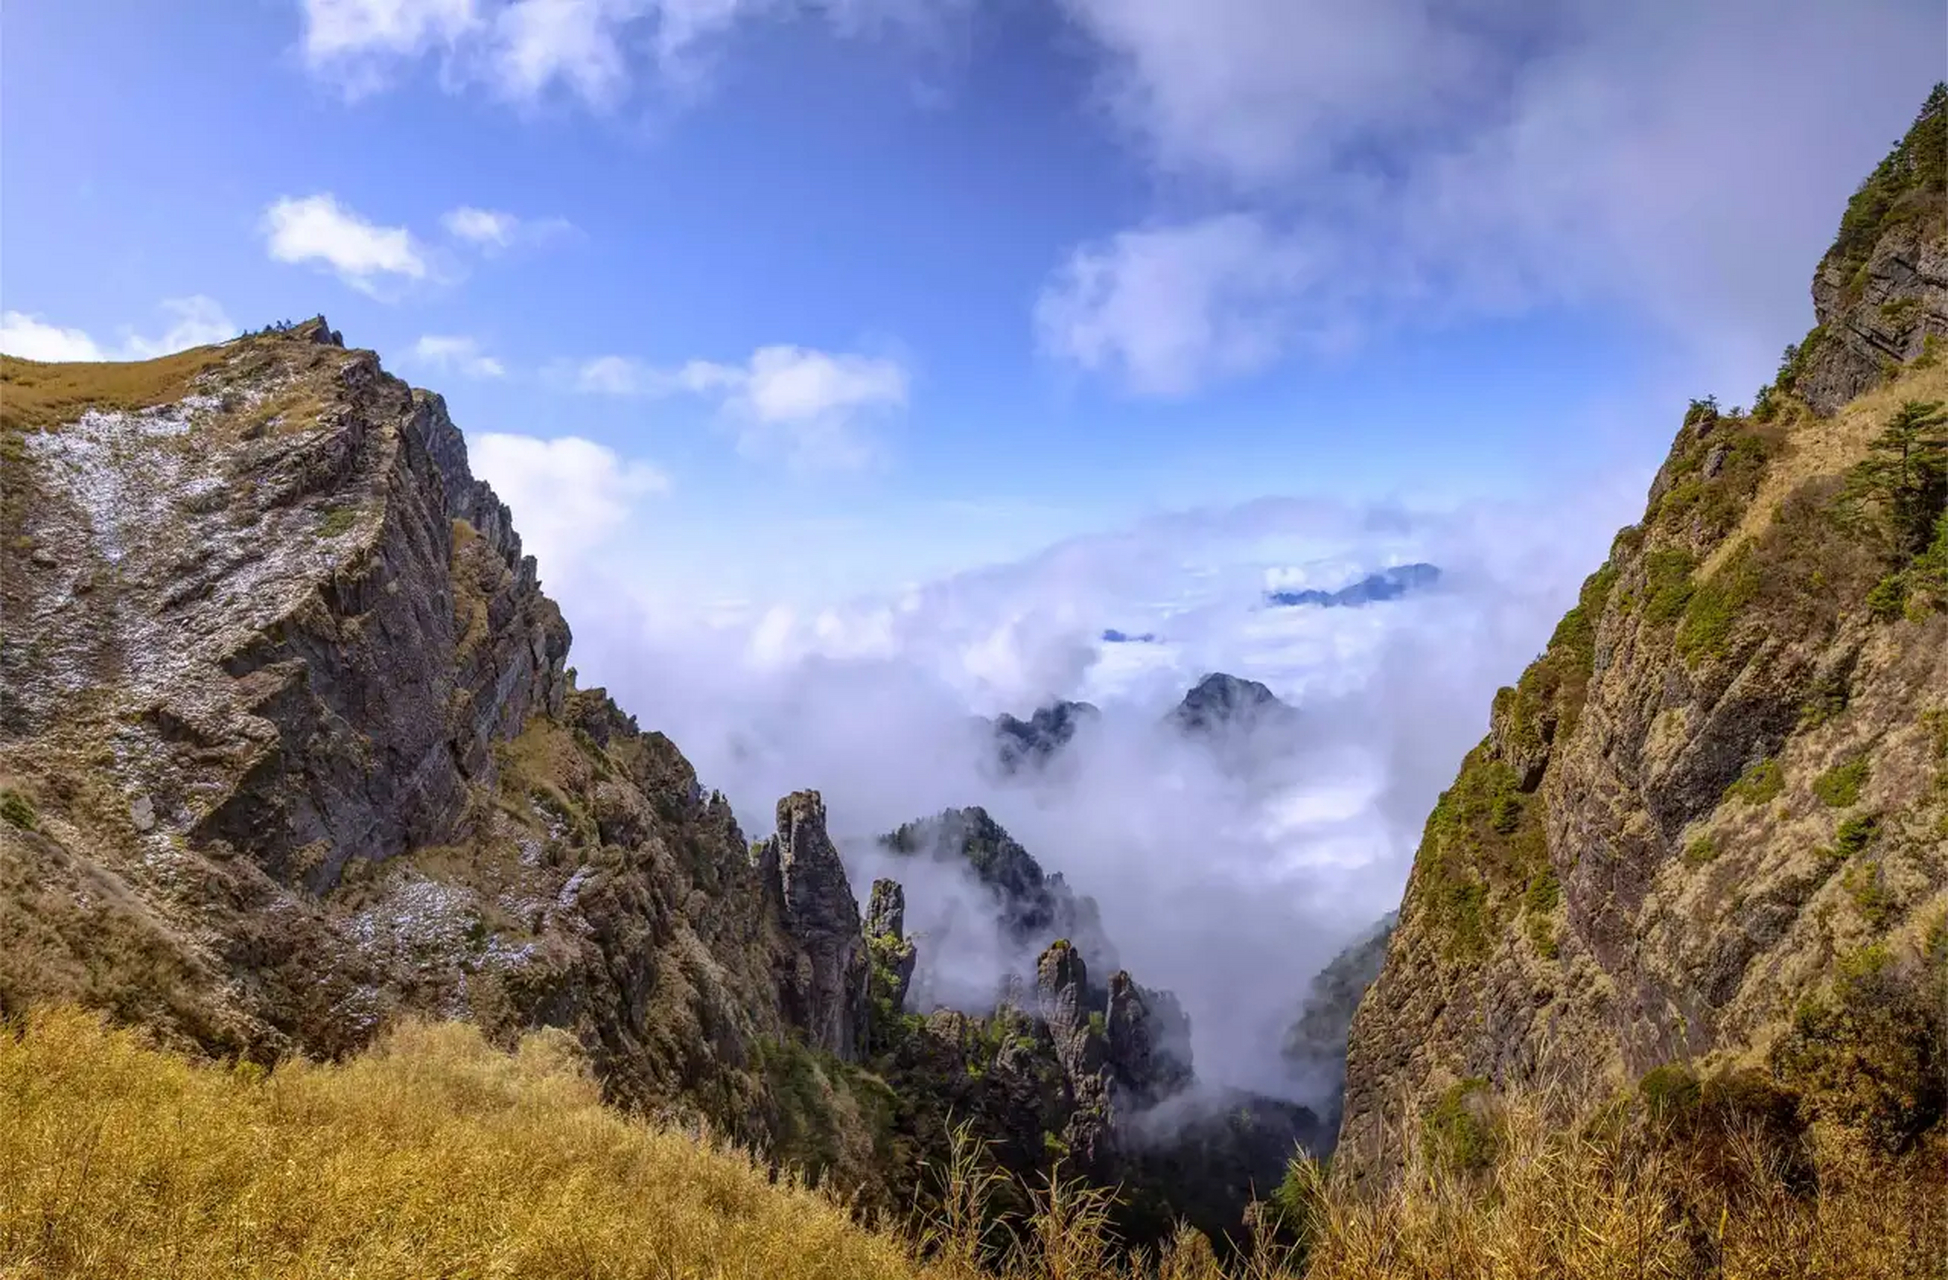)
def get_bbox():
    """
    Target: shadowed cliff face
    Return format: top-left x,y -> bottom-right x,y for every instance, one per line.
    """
1338,89 -> 1948,1176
